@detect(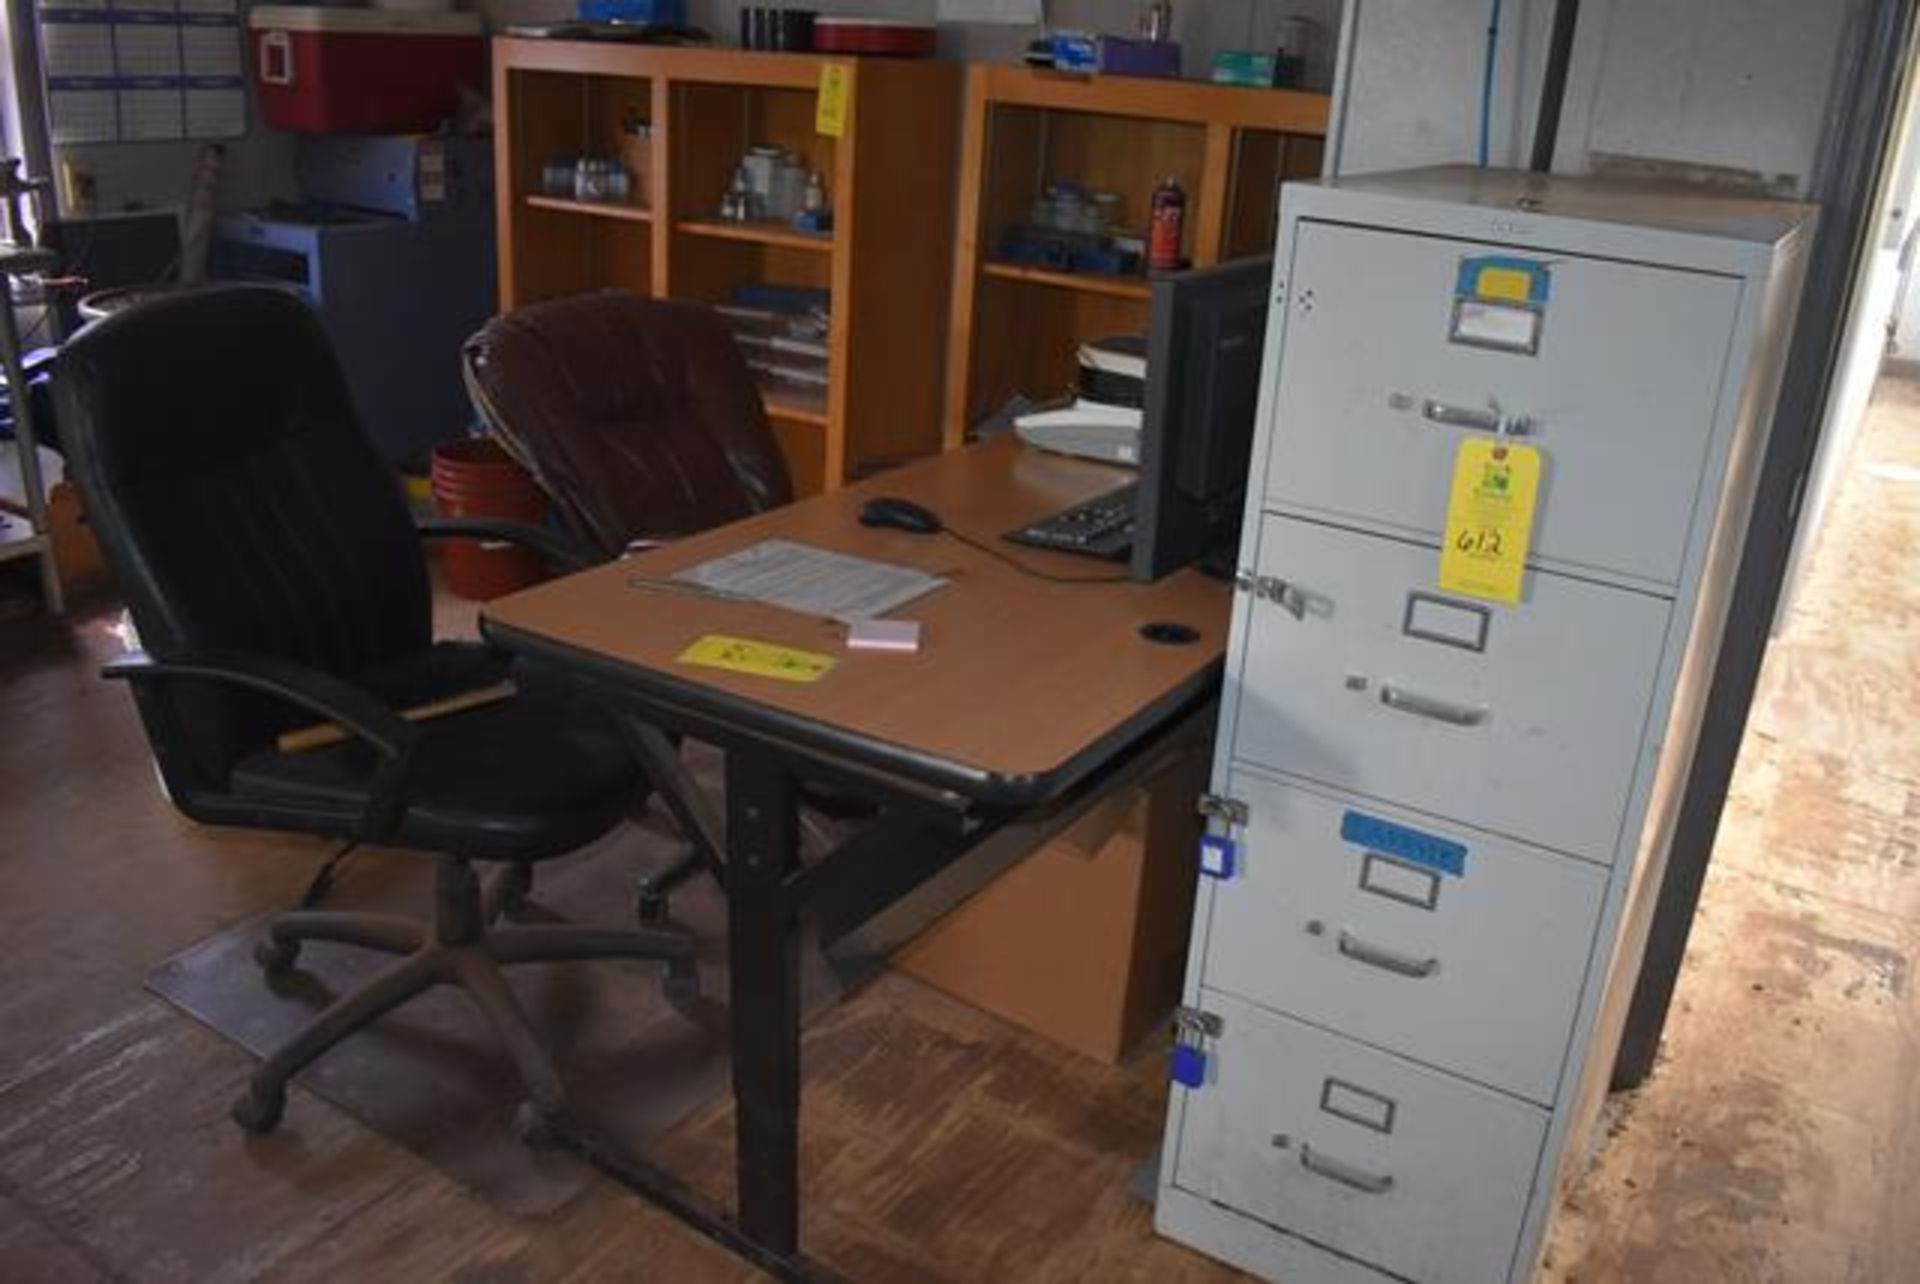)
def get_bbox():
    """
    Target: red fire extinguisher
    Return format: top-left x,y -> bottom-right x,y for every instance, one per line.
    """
1148,176 -> 1186,273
